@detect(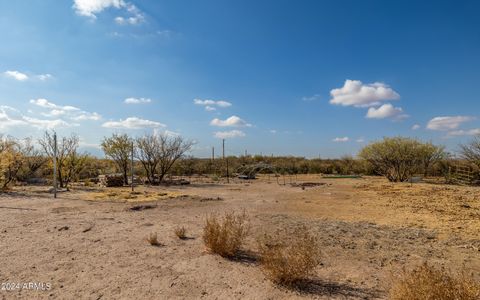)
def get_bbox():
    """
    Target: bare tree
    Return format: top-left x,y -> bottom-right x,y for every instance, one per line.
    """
157,134 -> 194,182
460,136 -> 480,168
135,133 -> 193,183
16,137 -> 47,181
39,131 -> 79,188
101,133 -> 132,185
135,134 -> 161,184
